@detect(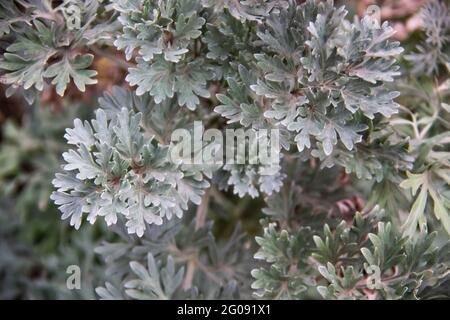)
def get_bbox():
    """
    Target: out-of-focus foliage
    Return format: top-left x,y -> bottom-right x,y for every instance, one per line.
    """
252,205 -> 449,300
0,0 -> 118,103
405,0 -> 450,75
0,101 -> 109,299
94,215 -> 251,299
